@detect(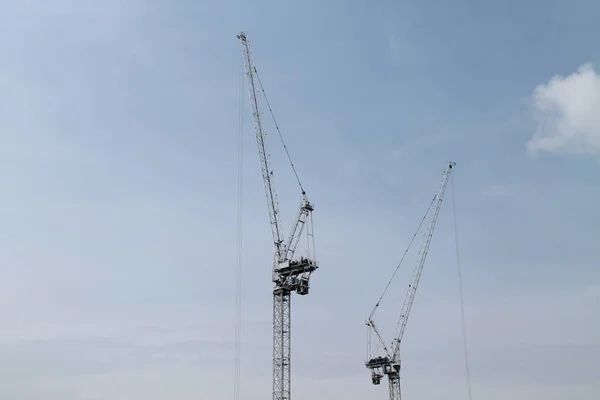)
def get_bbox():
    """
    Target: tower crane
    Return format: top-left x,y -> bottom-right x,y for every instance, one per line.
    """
365,162 -> 455,400
237,32 -> 318,400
